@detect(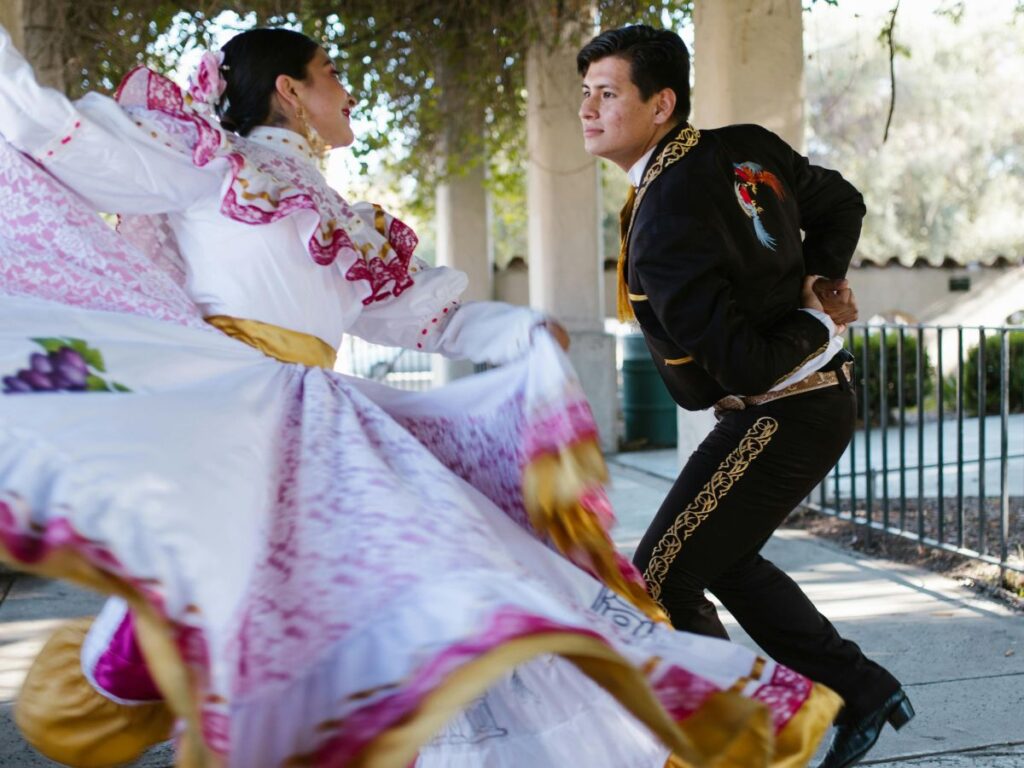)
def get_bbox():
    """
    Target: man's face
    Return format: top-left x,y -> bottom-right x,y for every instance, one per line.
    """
579,55 -> 663,171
